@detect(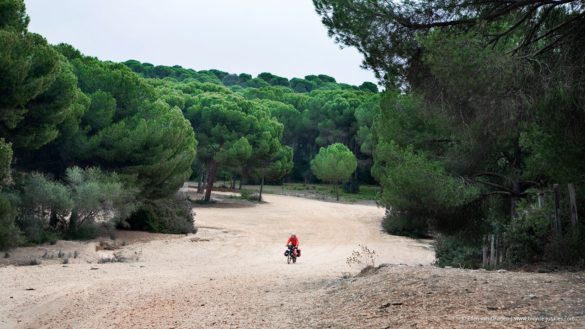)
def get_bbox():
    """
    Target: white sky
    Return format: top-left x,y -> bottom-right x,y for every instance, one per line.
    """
25,0 -> 377,86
